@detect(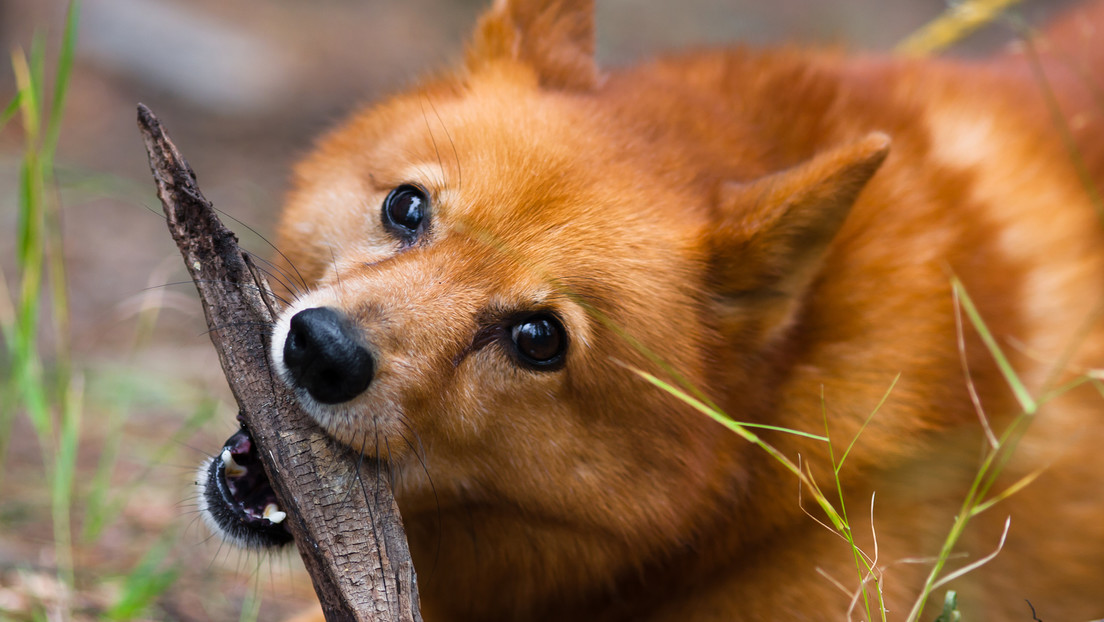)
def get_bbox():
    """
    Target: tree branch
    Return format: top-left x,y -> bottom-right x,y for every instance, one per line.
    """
137,103 -> 421,622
